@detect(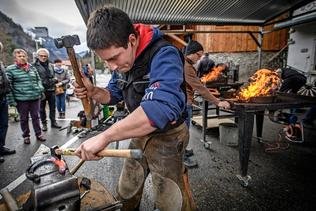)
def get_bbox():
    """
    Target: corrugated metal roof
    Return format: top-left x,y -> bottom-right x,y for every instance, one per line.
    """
74,0 -> 313,26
